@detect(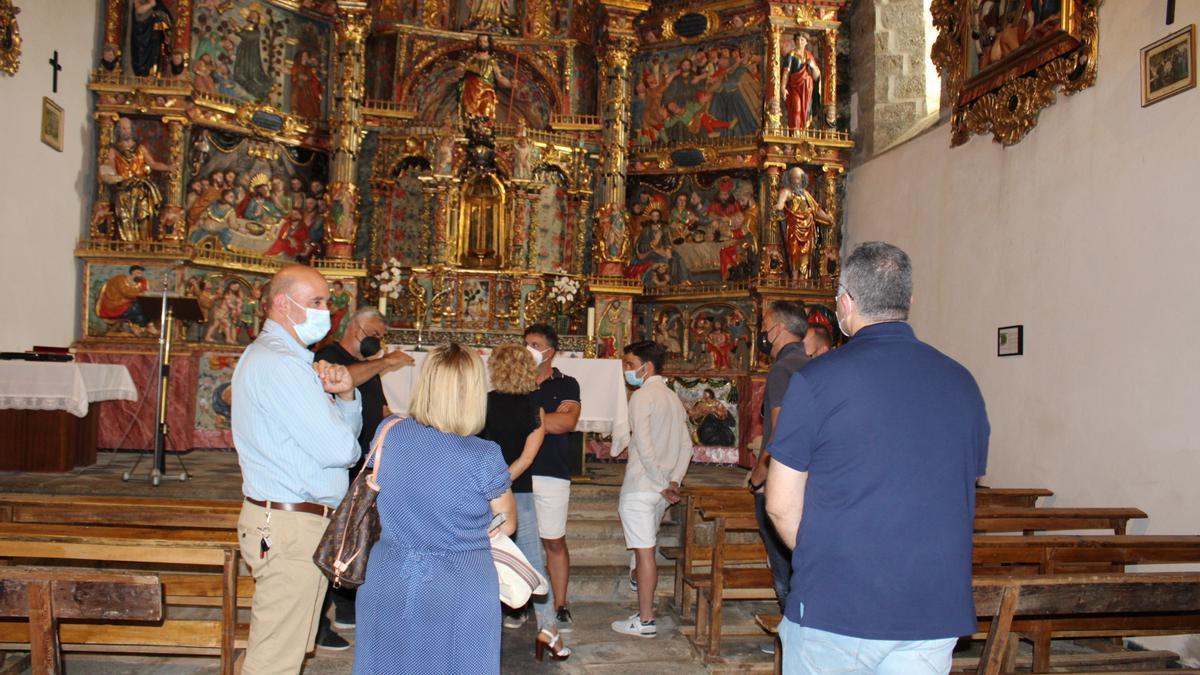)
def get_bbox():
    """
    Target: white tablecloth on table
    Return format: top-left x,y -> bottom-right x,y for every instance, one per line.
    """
0,361 -> 138,418
380,350 -> 631,454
